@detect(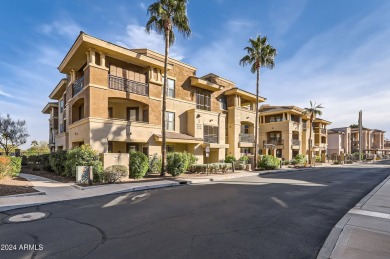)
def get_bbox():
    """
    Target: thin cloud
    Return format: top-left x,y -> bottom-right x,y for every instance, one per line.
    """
37,20 -> 82,39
